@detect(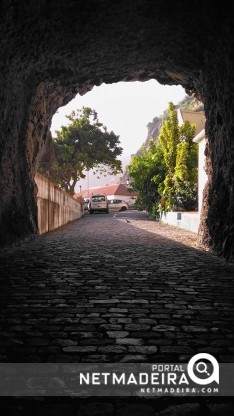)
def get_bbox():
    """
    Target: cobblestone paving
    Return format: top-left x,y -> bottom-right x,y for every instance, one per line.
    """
1,211 -> 234,414
0,211 -> 234,364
